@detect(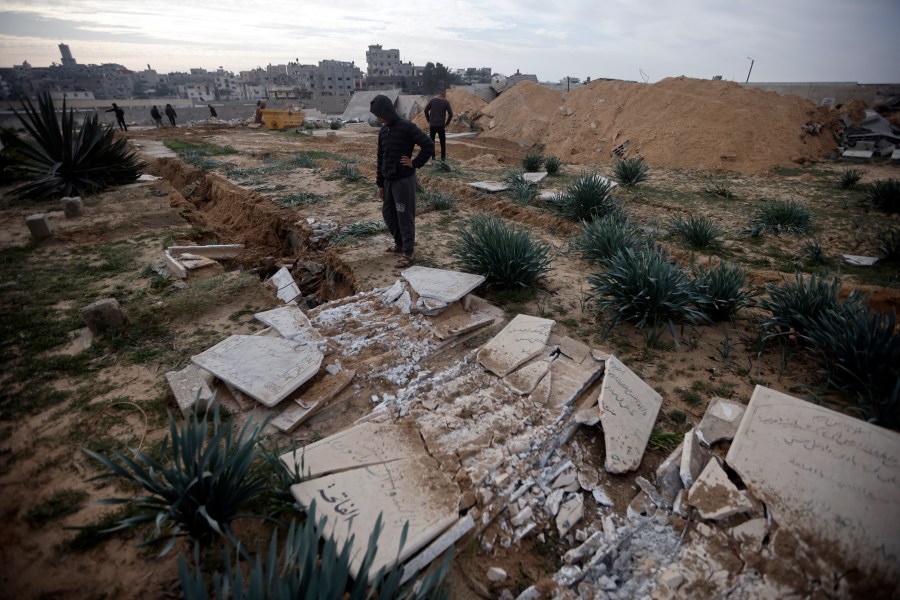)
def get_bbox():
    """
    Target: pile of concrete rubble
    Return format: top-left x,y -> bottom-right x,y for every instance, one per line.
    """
164,263 -> 900,598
